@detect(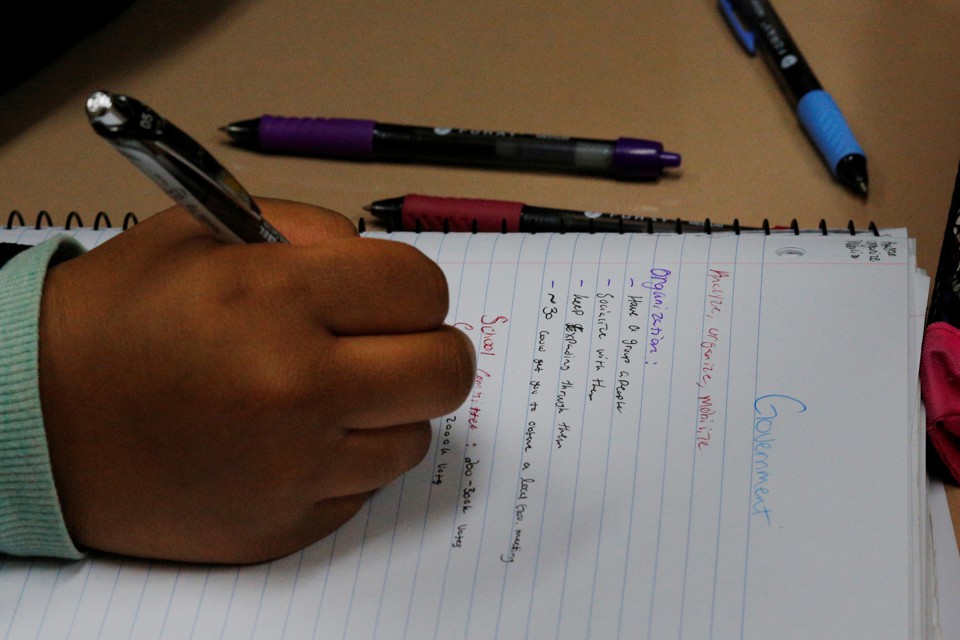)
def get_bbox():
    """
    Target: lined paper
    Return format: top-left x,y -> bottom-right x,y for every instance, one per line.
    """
0,229 -> 926,639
